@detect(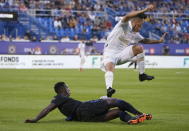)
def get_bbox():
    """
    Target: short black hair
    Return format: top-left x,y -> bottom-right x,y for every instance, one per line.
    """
135,13 -> 147,19
54,82 -> 67,93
